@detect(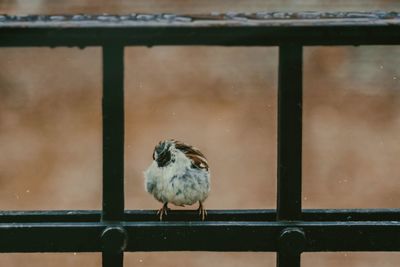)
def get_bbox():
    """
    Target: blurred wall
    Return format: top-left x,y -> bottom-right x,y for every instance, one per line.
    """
0,1 -> 400,267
